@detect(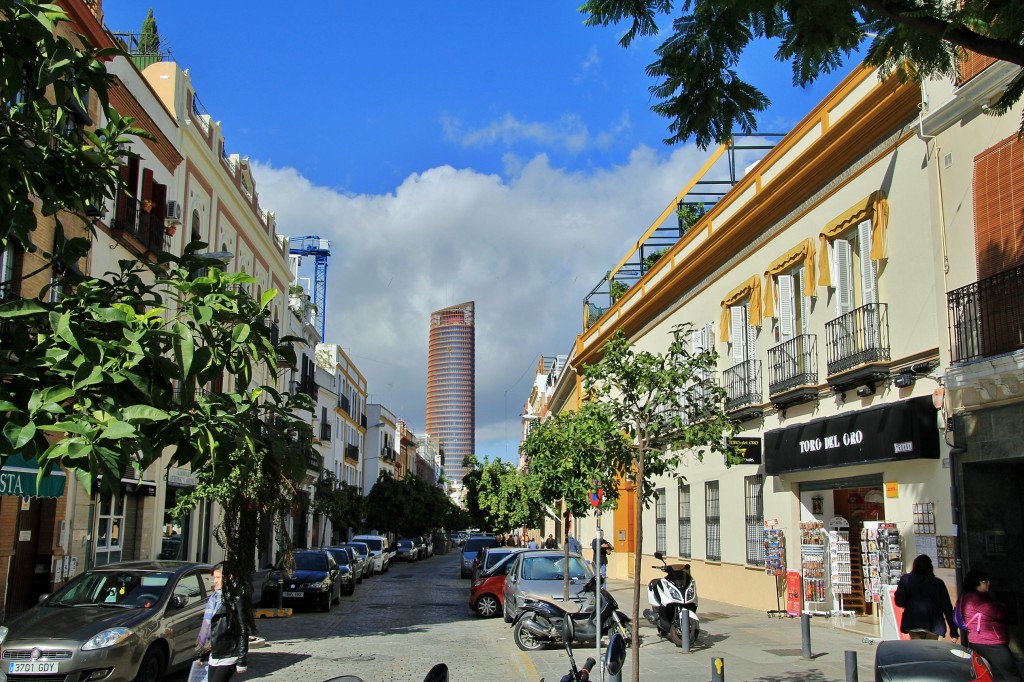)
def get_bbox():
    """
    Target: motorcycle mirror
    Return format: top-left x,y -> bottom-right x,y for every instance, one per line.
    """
654,550 -> 664,561
422,663 -> 449,682
606,633 -> 627,675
